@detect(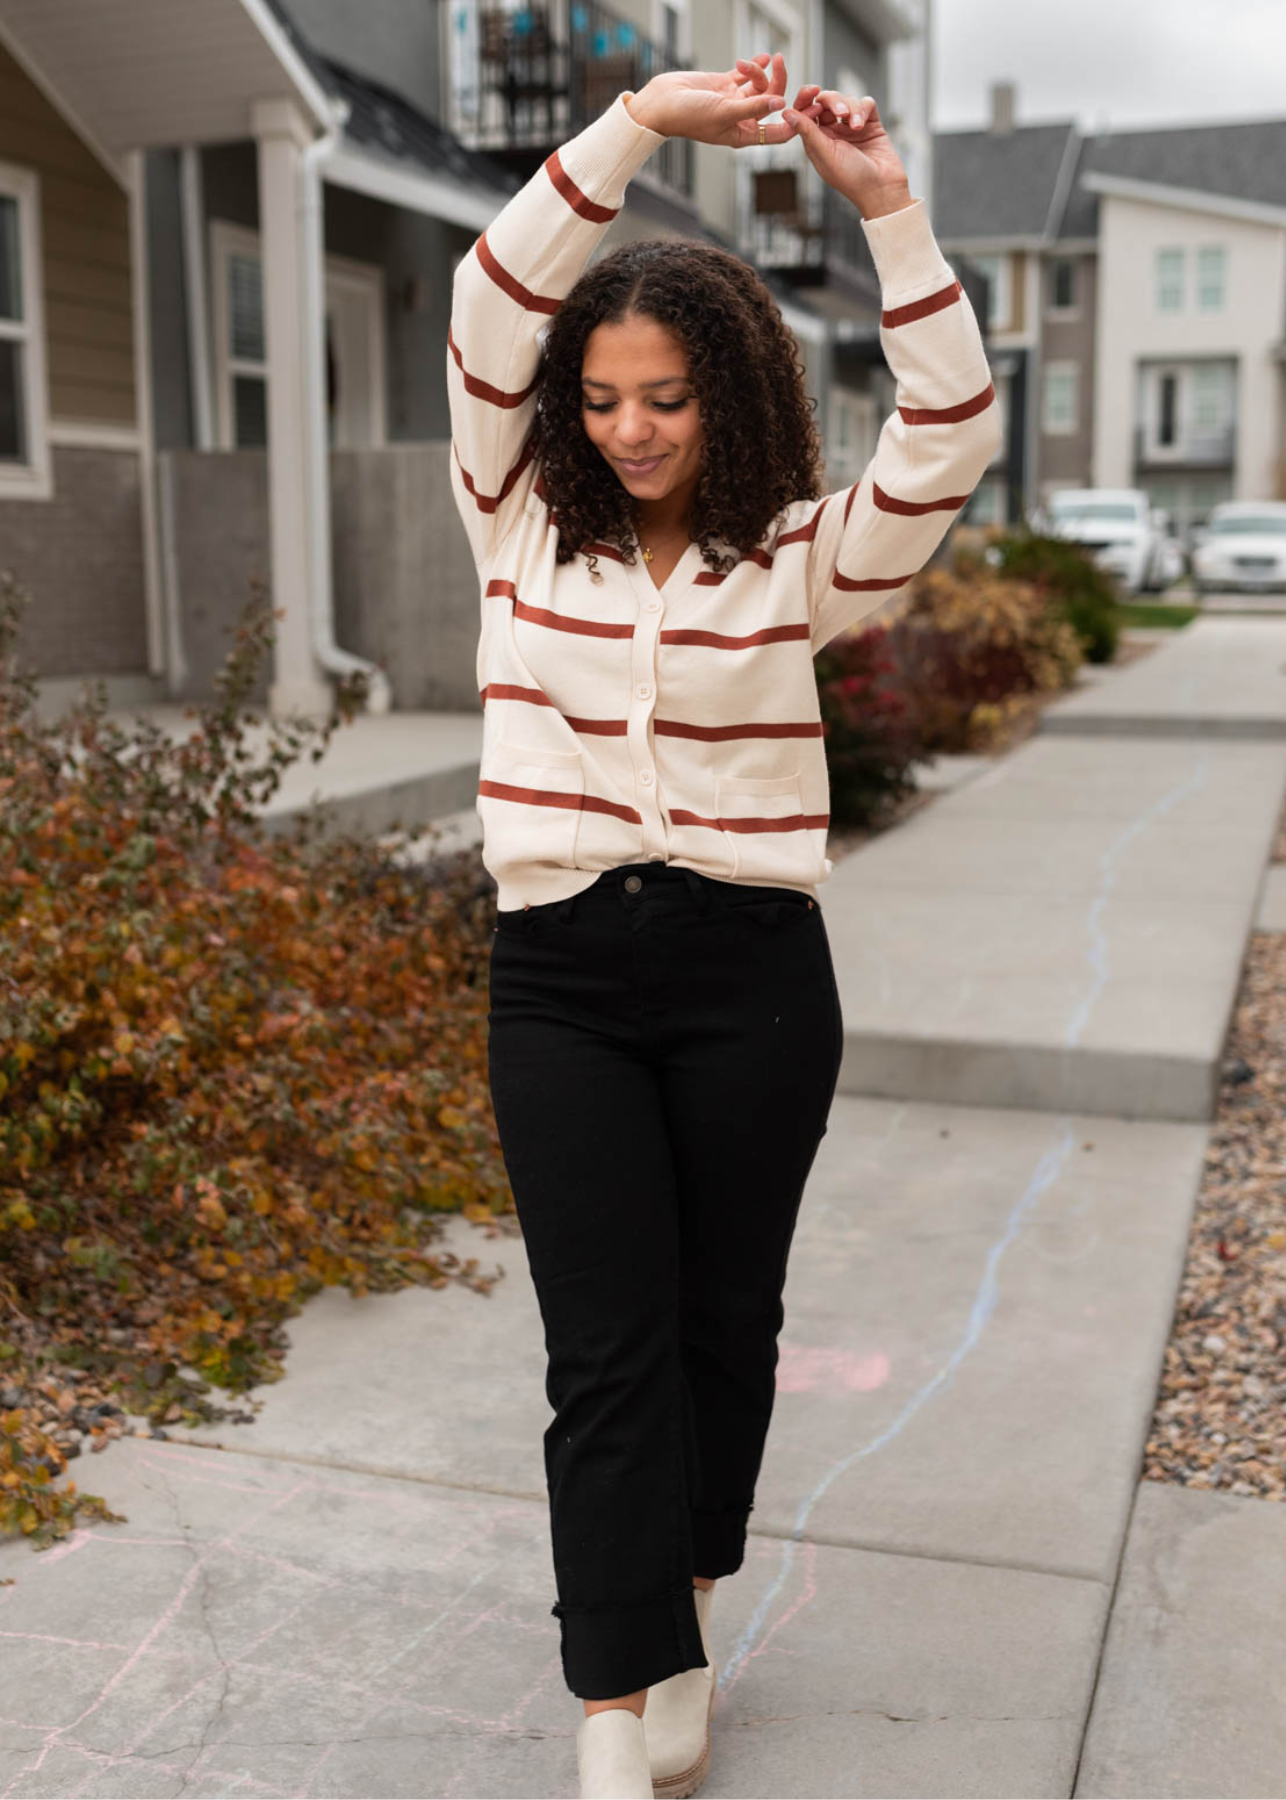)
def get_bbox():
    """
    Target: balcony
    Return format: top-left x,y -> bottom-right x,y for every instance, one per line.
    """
1133,425 -> 1235,470
448,1 -> 693,201
738,167 -> 879,307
